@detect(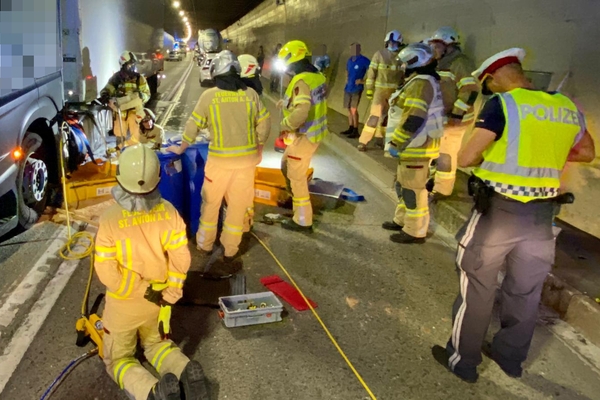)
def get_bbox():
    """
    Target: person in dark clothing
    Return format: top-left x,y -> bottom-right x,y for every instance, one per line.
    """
270,43 -> 283,93
257,45 -> 265,76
